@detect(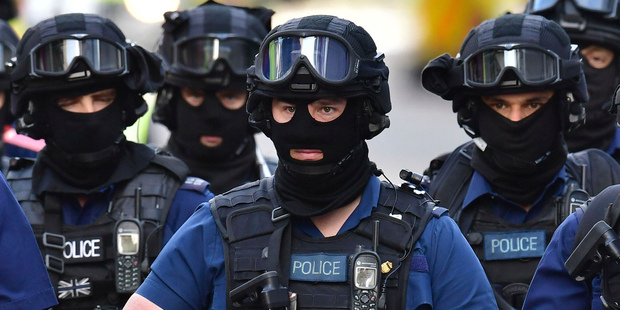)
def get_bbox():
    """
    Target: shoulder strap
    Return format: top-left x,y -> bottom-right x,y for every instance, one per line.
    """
428,141 -> 475,219
368,182 -> 447,252
566,148 -> 620,196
